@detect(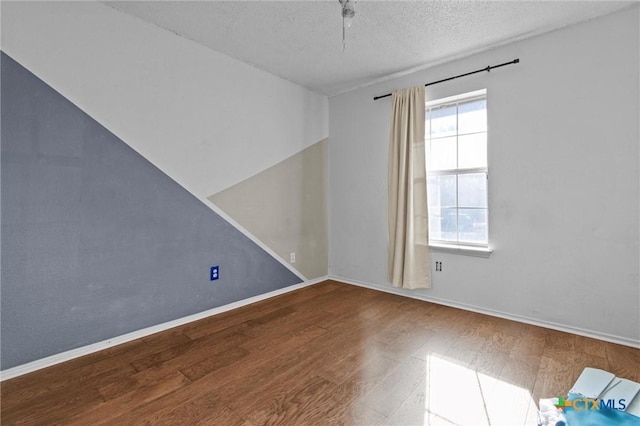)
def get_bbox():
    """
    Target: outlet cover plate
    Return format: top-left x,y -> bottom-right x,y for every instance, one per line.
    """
210,265 -> 219,281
